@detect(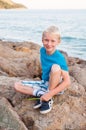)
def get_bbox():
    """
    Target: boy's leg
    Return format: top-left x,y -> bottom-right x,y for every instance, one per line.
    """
14,81 -> 42,109
48,64 -> 61,90
40,64 -> 61,114
14,81 -> 47,97
14,82 -> 33,95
